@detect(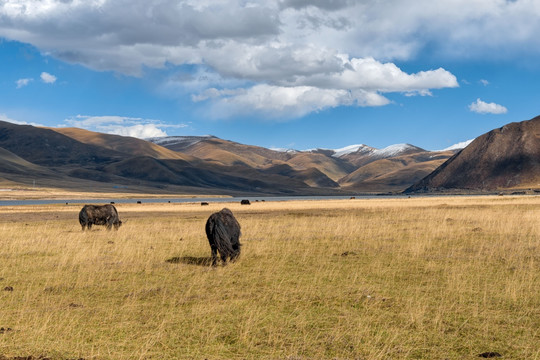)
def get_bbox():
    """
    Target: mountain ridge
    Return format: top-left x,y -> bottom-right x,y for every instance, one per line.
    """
406,115 -> 540,193
3,117 -> 536,196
